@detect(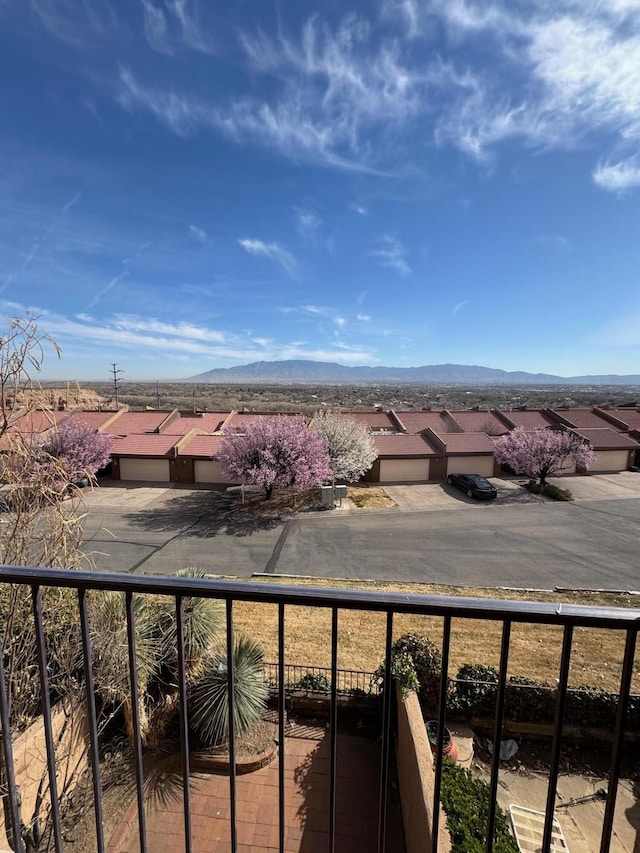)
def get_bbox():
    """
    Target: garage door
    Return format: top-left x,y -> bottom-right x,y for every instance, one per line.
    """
379,459 -> 430,482
119,458 -> 170,482
447,456 -> 494,477
590,450 -> 630,472
194,460 -> 230,483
